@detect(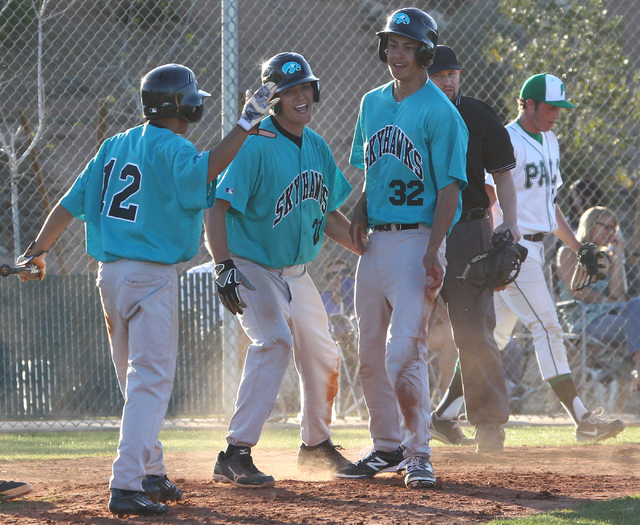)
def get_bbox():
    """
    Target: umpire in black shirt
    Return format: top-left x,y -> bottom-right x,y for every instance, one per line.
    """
428,46 -> 520,452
